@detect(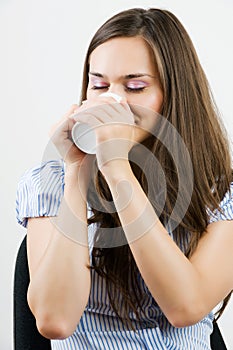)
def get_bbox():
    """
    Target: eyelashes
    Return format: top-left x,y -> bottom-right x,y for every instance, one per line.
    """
90,86 -> 146,93
89,78 -> 148,93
